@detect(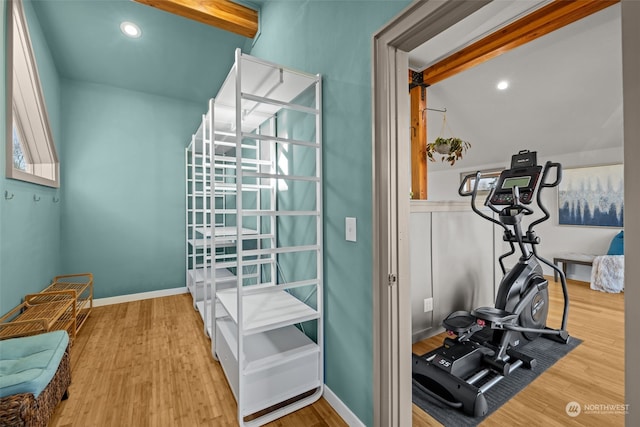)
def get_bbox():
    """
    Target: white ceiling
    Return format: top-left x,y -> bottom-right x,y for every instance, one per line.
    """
409,2 -> 623,172
409,0 -> 552,71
